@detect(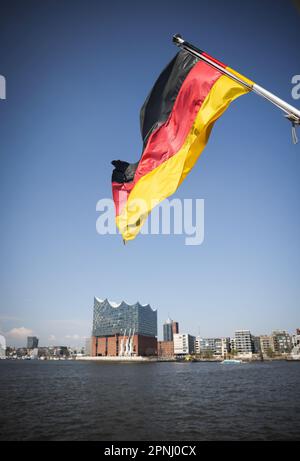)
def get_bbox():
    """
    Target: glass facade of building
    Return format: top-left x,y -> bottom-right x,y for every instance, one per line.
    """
163,318 -> 179,341
163,319 -> 173,341
27,336 -> 39,349
197,338 -> 222,355
92,298 -> 157,337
